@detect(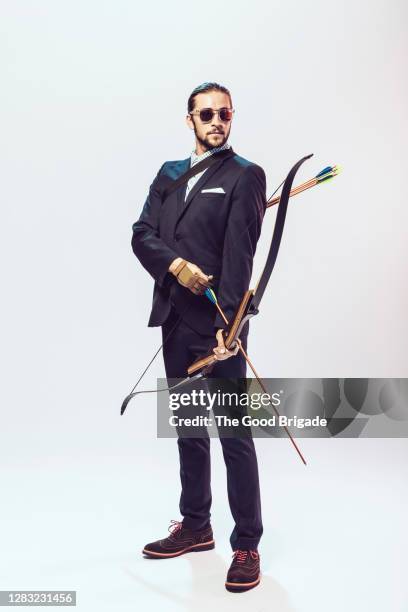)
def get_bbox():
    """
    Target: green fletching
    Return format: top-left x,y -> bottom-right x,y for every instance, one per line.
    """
318,174 -> 334,184
316,164 -> 341,183
205,287 -> 217,304
317,169 -> 339,183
